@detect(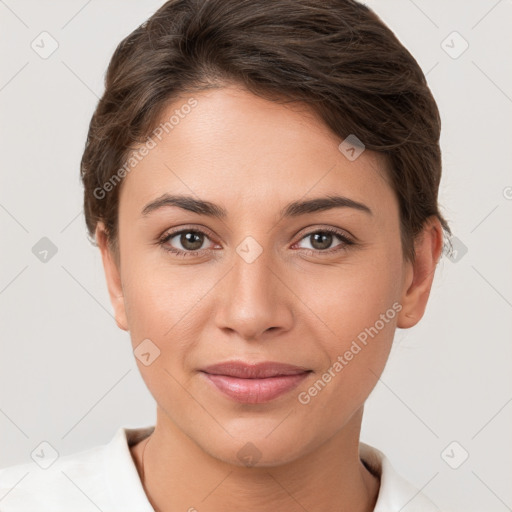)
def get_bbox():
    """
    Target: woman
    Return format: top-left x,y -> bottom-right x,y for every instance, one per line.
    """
0,0 -> 450,510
